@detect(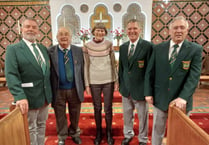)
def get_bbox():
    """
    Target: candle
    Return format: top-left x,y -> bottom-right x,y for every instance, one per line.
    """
64,17 -> 65,27
17,20 -> 20,35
